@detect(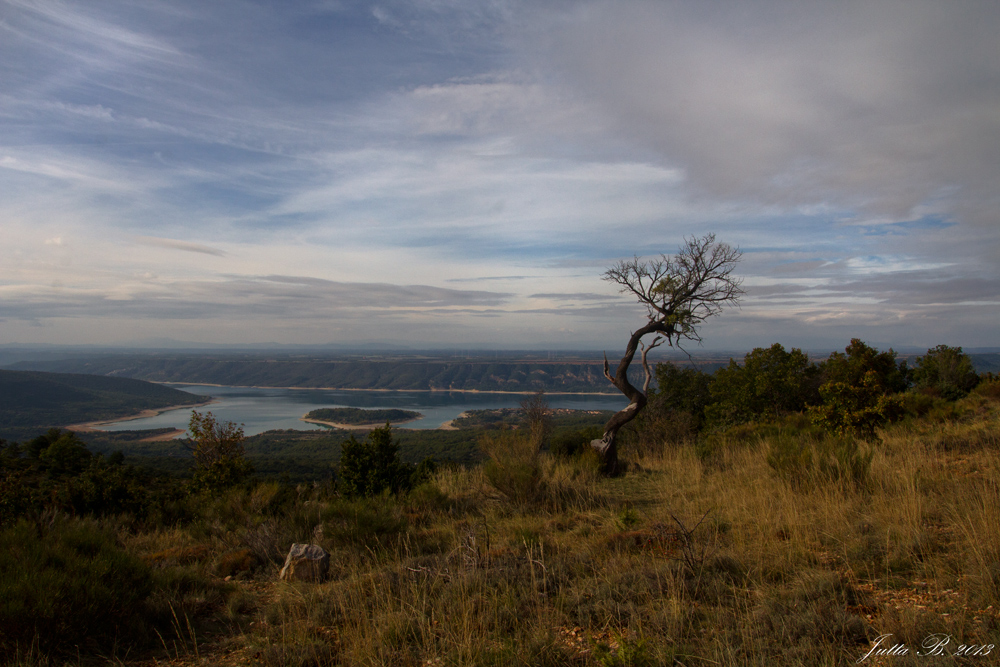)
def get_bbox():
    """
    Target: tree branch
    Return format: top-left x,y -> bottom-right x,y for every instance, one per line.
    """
641,336 -> 664,395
